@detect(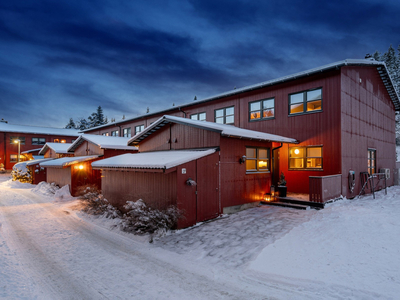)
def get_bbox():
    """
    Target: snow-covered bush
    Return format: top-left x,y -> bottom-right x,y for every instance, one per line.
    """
11,162 -> 32,183
77,185 -> 121,219
120,199 -> 183,235
0,163 -> 5,174
32,181 -> 59,195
